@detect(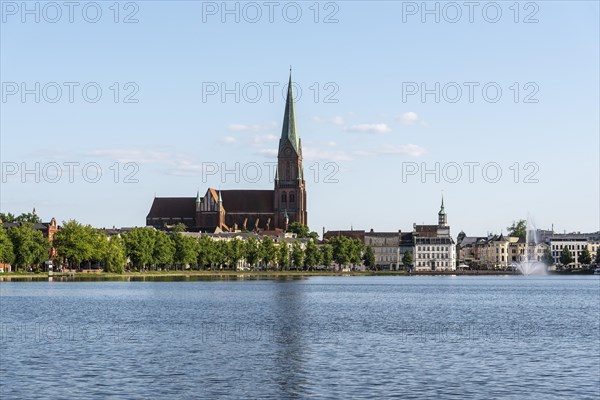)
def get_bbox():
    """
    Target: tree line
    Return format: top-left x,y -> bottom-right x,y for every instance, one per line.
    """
0,220 -> 375,273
